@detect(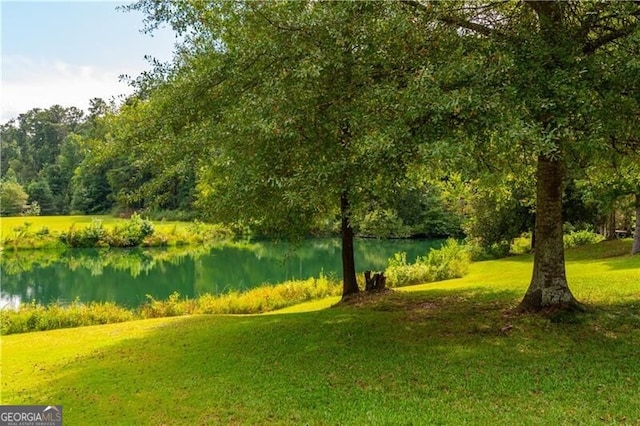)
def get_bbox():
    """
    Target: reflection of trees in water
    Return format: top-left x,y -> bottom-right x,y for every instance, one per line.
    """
1,246 -> 209,277
0,238 -> 442,307
0,246 -> 204,307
